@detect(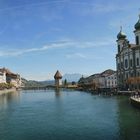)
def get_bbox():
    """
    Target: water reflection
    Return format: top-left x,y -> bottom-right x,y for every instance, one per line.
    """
0,91 -> 20,110
117,96 -> 140,140
55,89 -> 61,98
